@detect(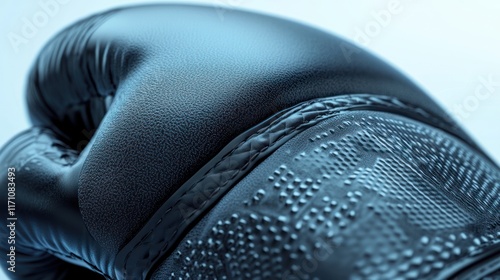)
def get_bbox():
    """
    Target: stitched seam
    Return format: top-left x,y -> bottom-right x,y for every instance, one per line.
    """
119,95 -> 453,277
119,99 -> 317,275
